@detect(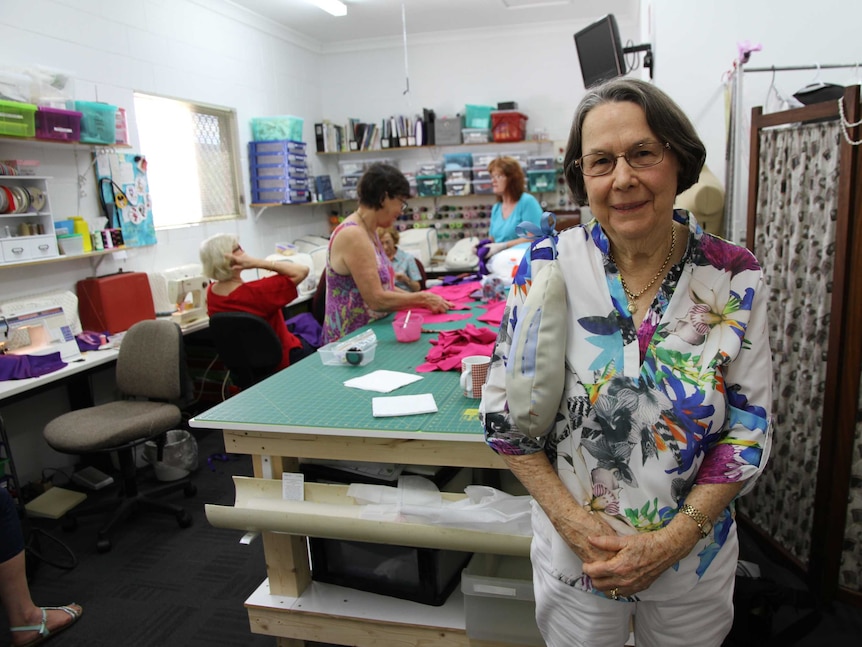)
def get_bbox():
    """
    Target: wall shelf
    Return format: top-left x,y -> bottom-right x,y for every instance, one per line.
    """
250,198 -> 348,221
316,139 -> 553,155
0,134 -> 131,150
